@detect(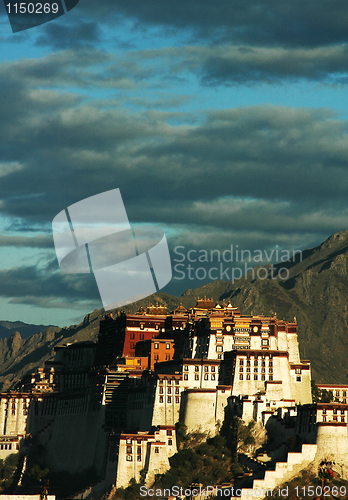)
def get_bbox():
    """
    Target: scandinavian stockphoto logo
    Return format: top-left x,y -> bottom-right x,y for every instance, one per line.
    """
52,189 -> 172,311
3,0 -> 79,33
